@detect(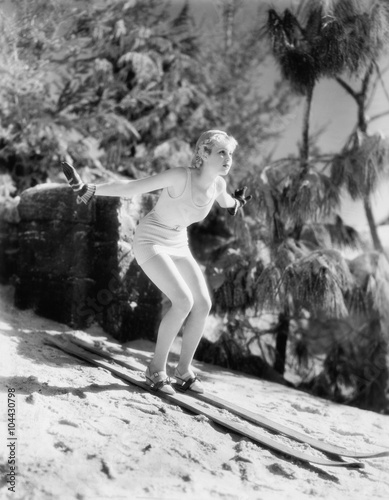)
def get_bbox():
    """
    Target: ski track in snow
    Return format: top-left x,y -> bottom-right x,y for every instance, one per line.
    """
1,284 -> 388,500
